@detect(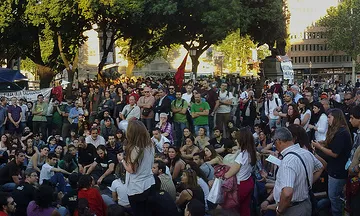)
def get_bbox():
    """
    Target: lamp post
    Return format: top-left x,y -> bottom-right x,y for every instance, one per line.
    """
309,61 -> 312,84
